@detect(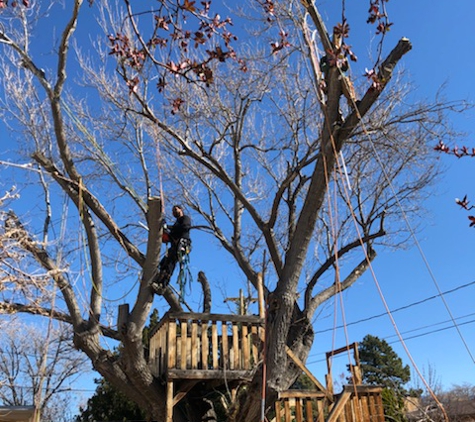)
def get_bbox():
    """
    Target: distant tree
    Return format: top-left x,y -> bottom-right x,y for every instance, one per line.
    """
359,334 -> 410,390
75,378 -> 146,422
358,334 -> 411,422
0,320 -> 89,422
409,383 -> 475,422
